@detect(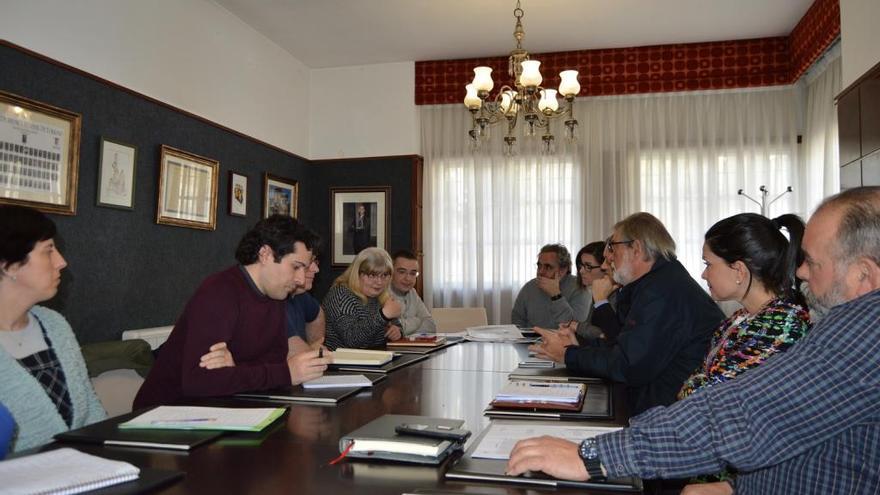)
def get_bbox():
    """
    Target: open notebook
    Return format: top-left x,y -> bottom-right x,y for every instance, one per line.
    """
0,447 -> 139,495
